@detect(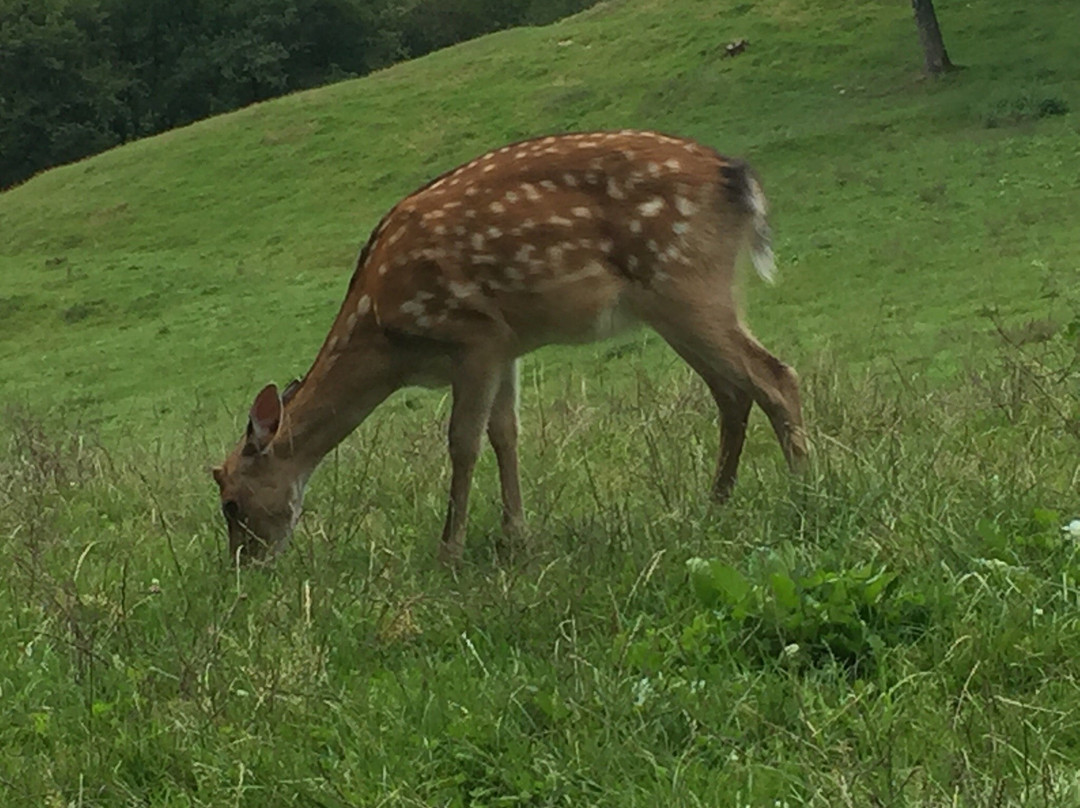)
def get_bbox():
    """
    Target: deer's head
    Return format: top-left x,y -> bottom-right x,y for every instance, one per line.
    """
212,382 -> 305,564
